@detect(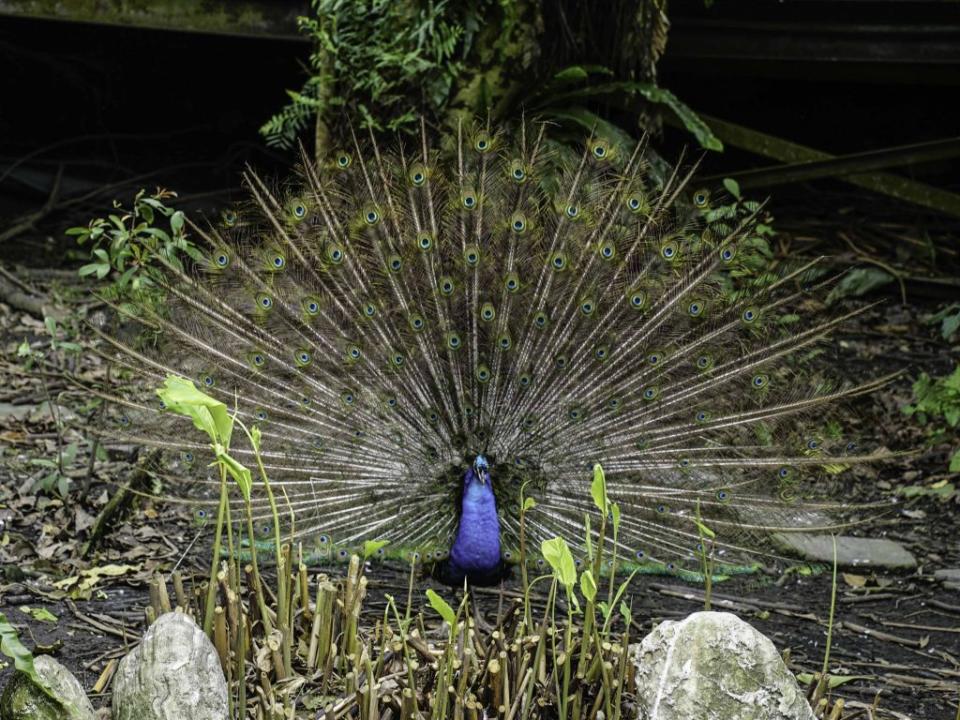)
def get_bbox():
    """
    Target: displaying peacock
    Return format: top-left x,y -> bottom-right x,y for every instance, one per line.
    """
92,120 -> 892,585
